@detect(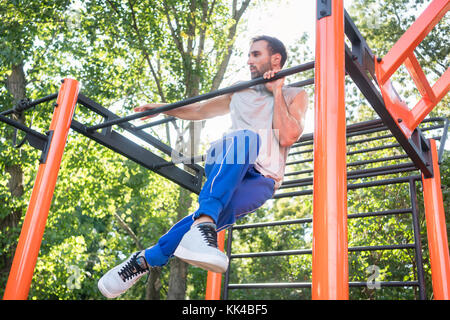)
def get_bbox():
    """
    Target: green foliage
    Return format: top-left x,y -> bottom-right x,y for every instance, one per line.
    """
1,0 -> 252,300
0,0 -> 448,301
